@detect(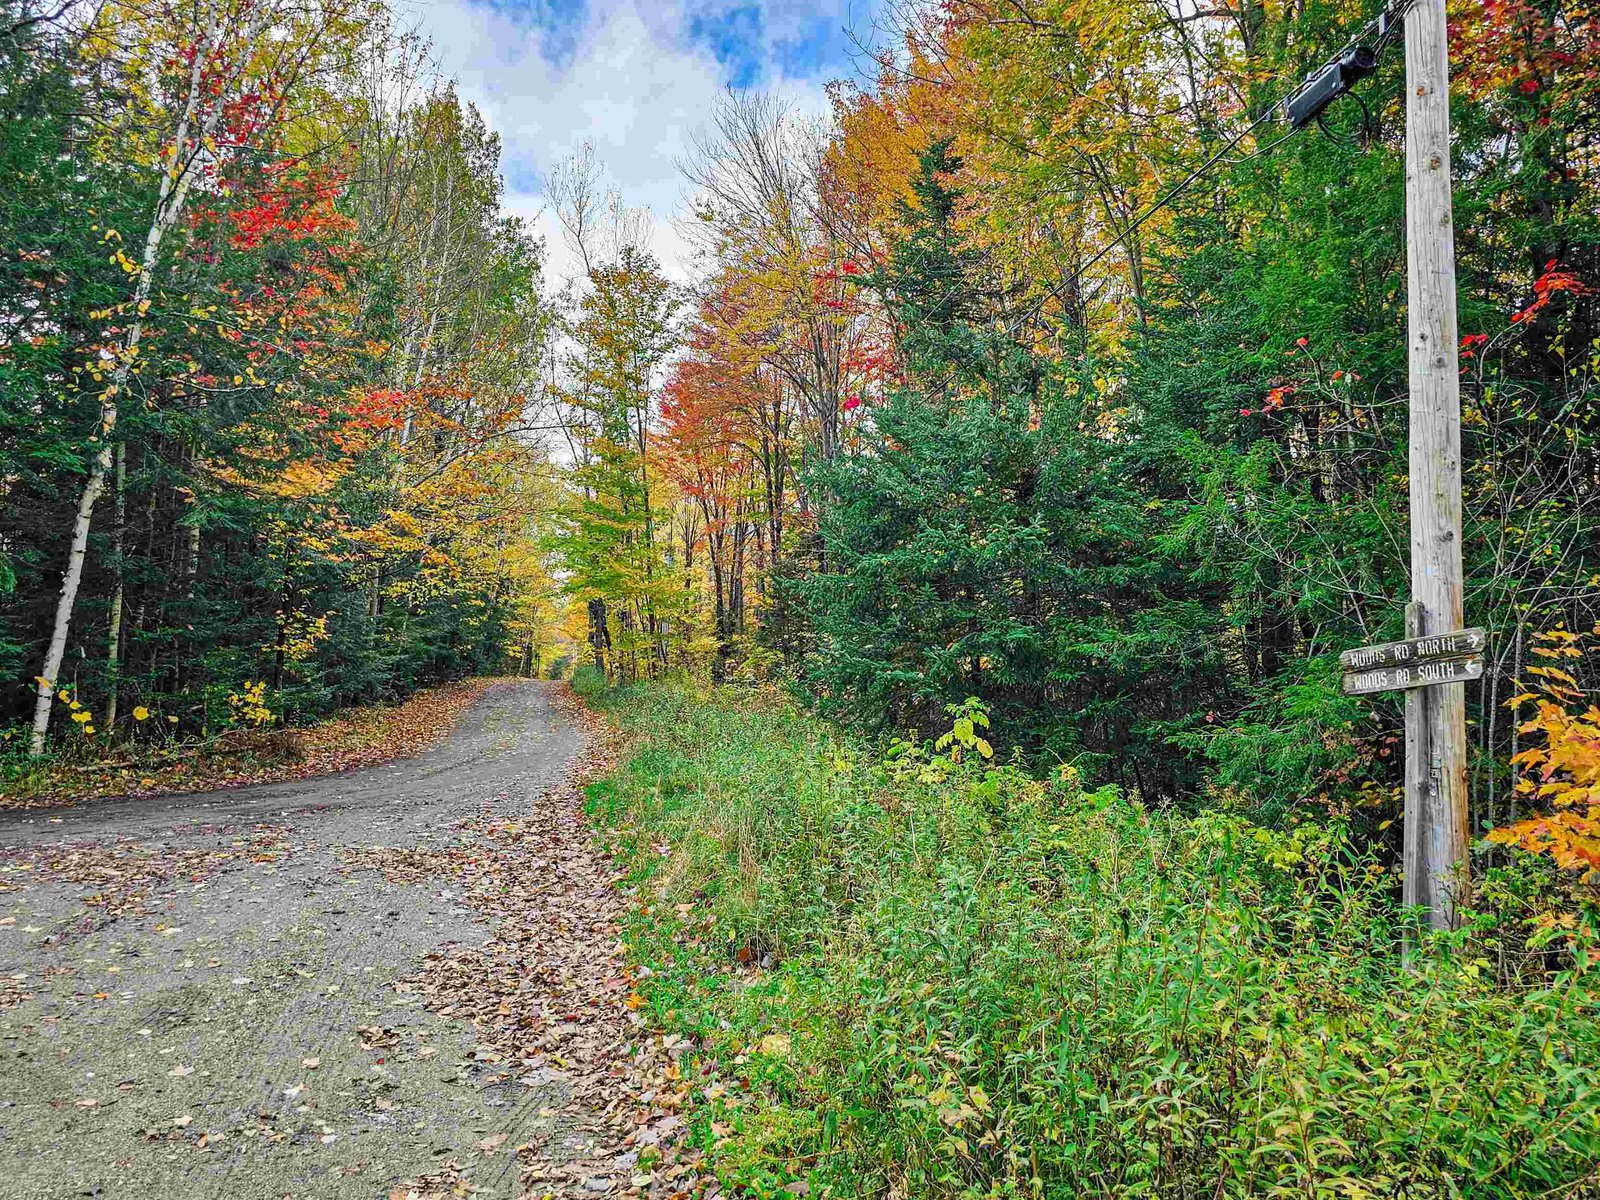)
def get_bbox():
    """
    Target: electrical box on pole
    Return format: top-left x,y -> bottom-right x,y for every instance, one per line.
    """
1285,46 -> 1380,129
